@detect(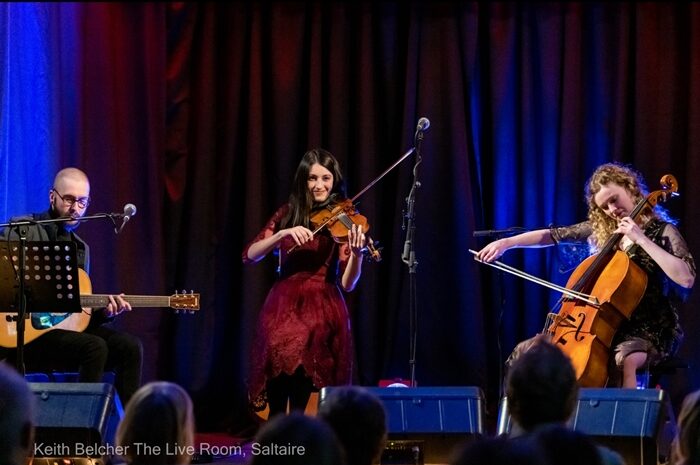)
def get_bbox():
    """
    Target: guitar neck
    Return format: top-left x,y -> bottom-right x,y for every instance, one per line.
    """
80,294 -> 172,308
